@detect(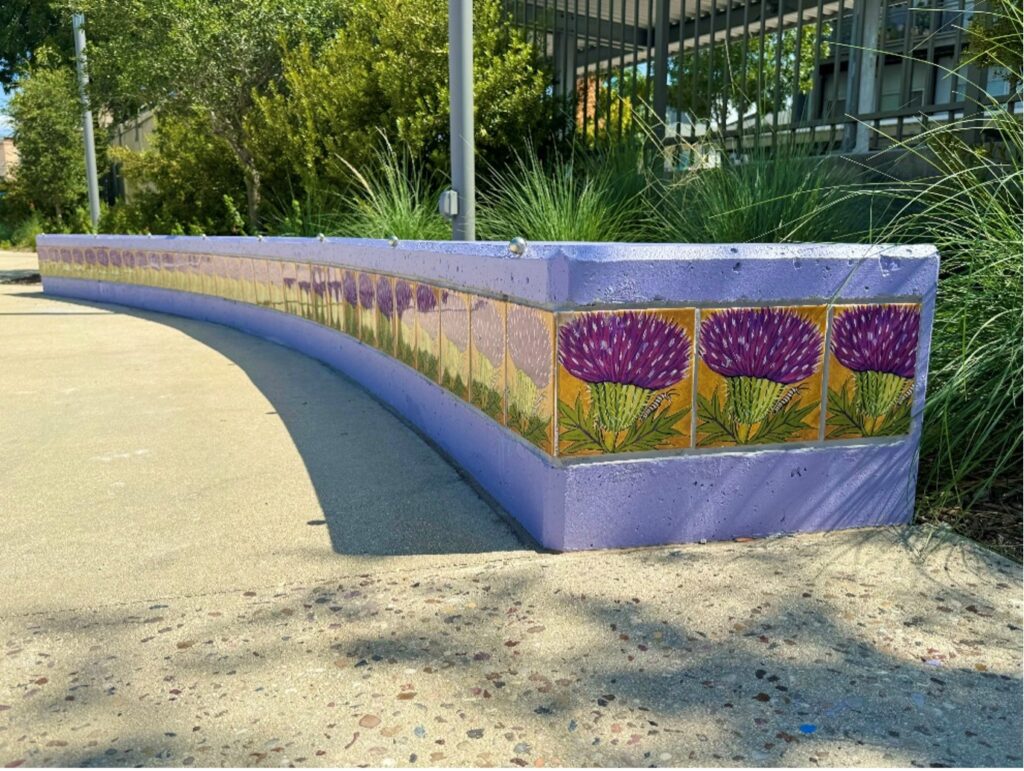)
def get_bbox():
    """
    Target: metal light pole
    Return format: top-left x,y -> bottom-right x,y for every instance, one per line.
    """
72,13 -> 101,230
447,0 -> 475,241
